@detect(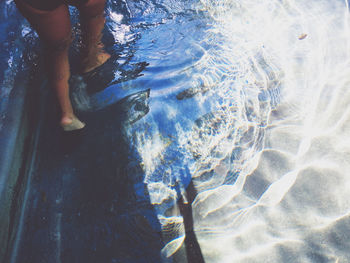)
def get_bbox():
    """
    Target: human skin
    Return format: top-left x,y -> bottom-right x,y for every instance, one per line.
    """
15,0 -> 110,130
